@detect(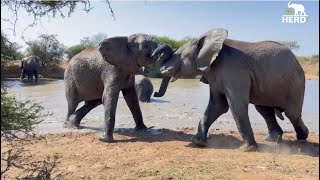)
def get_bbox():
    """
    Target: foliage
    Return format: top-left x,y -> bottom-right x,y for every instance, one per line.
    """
1,32 -> 23,65
1,0 -> 115,38
65,43 -> 94,60
284,8 -> 294,15
65,33 -> 107,60
82,33 -> 108,47
156,36 -> 194,50
278,41 -> 300,51
26,34 -> 65,68
297,54 -> 319,64
1,88 -> 45,140
1,88 -> 63,179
